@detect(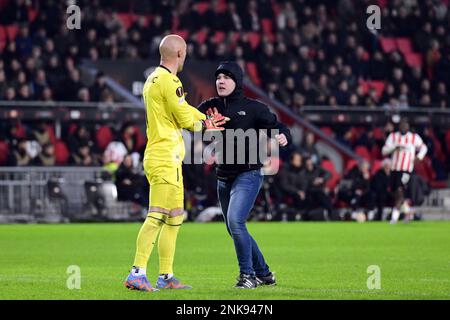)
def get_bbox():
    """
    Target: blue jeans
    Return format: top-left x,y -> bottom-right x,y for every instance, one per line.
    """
217,169 -> 270,277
